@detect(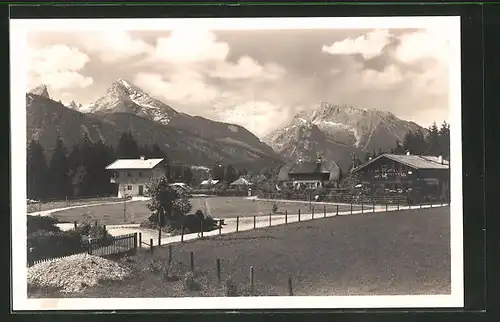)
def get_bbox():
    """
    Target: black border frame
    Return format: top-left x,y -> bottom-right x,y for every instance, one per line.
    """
7,2 -> 487,320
